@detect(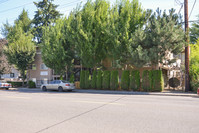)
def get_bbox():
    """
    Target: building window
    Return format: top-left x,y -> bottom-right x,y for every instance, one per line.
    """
40,64 -> 48,70
10,73 -> 14,78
